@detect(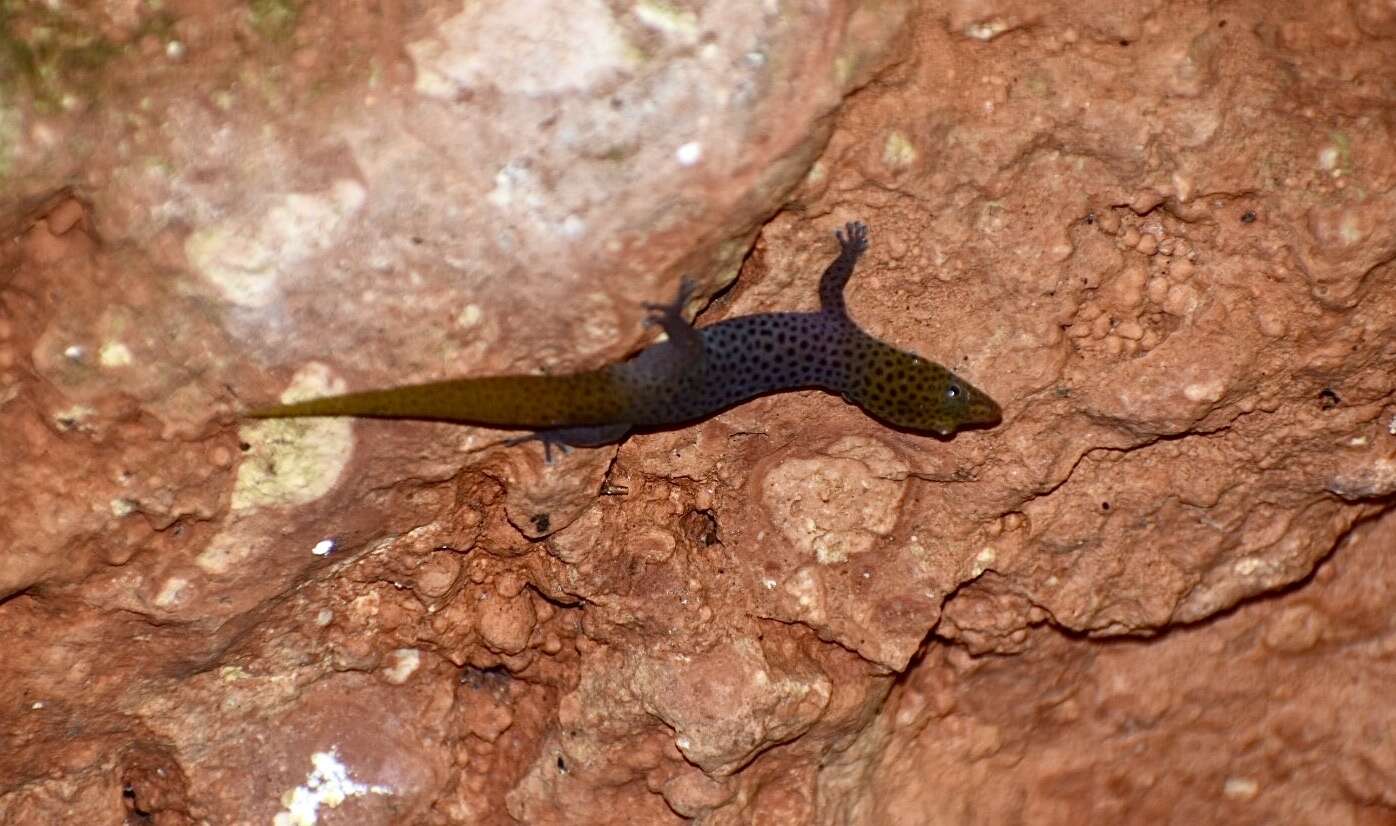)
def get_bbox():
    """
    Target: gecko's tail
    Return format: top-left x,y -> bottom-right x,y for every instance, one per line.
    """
246,387 -> 426,420
245,373 -> 629,430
